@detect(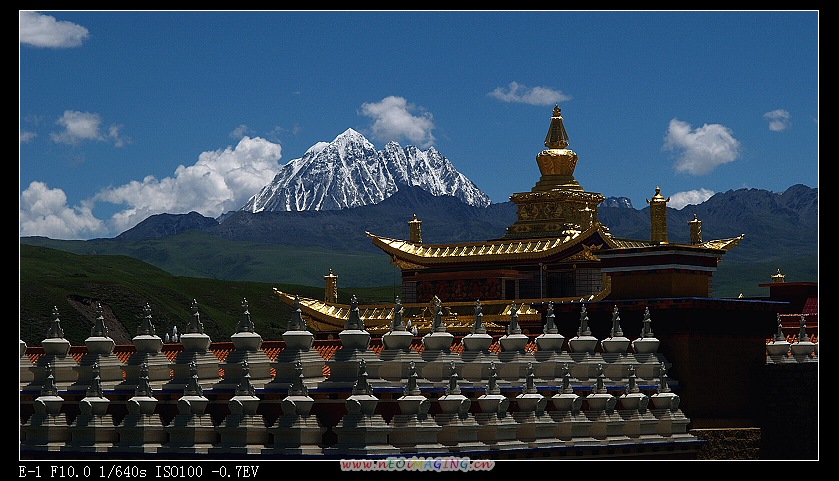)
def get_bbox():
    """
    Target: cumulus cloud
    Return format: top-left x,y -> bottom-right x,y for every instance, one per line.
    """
488,81 -> 572,106
20,136 -> 283,239
668,188 -> 716,210
19,181 -> 107,239
359,96 -> 436,148
764,109 -> 791,132
50,110 -> 130,147
93,136 -> 282,234
663,119 -> 740,176
19,11 -> 89,48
